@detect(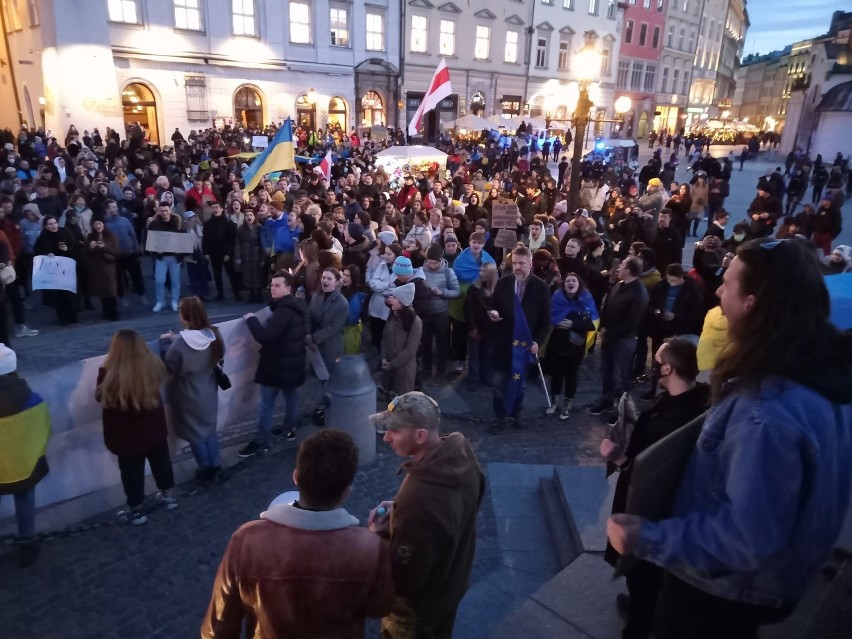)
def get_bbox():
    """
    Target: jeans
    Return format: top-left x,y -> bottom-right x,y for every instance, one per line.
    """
421,313 -> 450,376
116,439 -> 175,508
154,256 -> 181,305
492,369 -> 524,419
601,336 -> 637,401
0,488 -> 35,536
189,433 -> 221,469
256,385 -> 299,443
